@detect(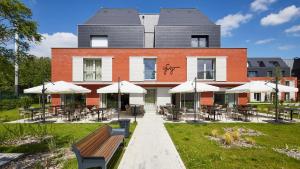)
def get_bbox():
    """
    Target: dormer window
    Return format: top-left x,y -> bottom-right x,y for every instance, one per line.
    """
269,61 -> 280,67
191,35 -> 208,48
91,35 -> 108,48
257,61 -> 265,67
